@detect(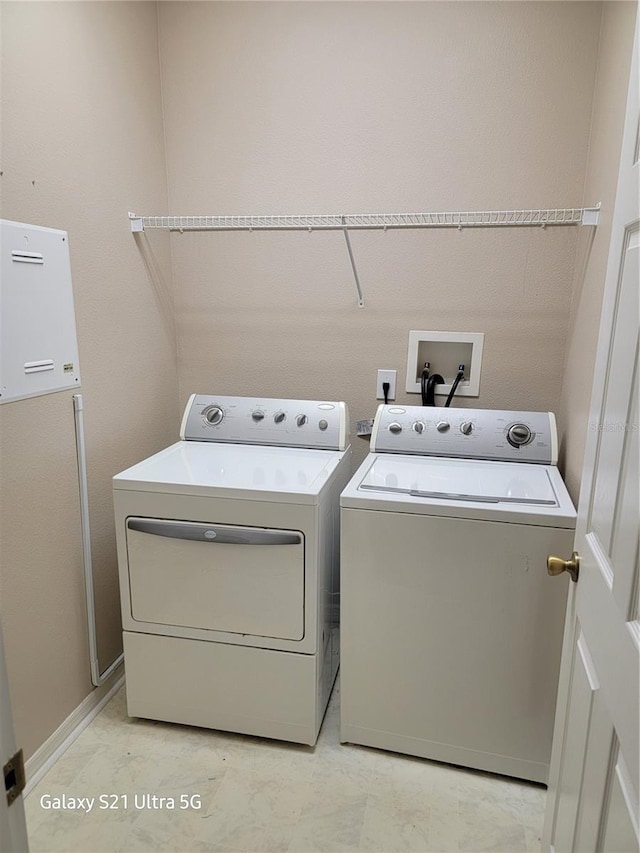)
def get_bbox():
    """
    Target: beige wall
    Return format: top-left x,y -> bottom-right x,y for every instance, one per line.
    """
558,1 -> 637,502
159,1 -> 602,469
0,2 -> 179,758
